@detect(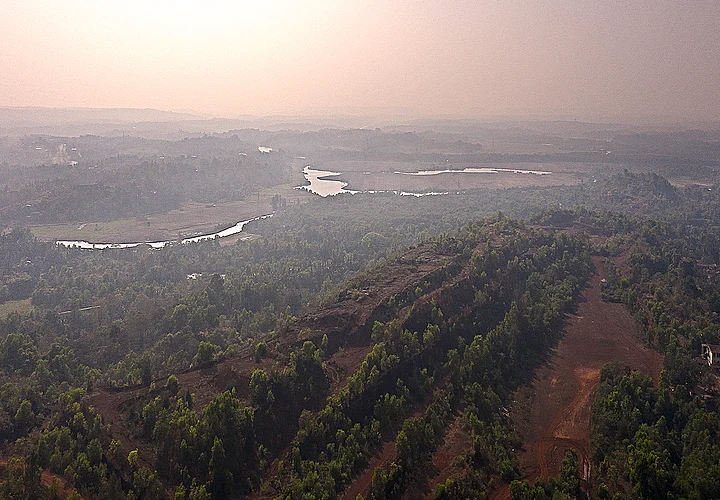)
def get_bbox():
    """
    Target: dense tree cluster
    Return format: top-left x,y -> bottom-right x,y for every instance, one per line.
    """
586,210 -> 720,499
0,135 -> 291,224
268,222 -> 591,499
